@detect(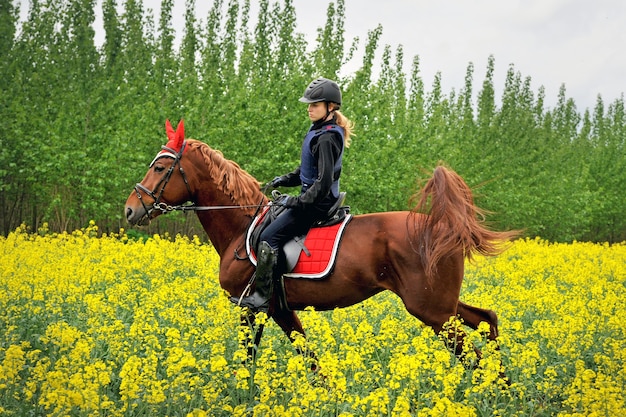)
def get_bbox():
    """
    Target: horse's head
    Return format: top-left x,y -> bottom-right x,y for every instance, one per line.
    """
125,120 -> 192,225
